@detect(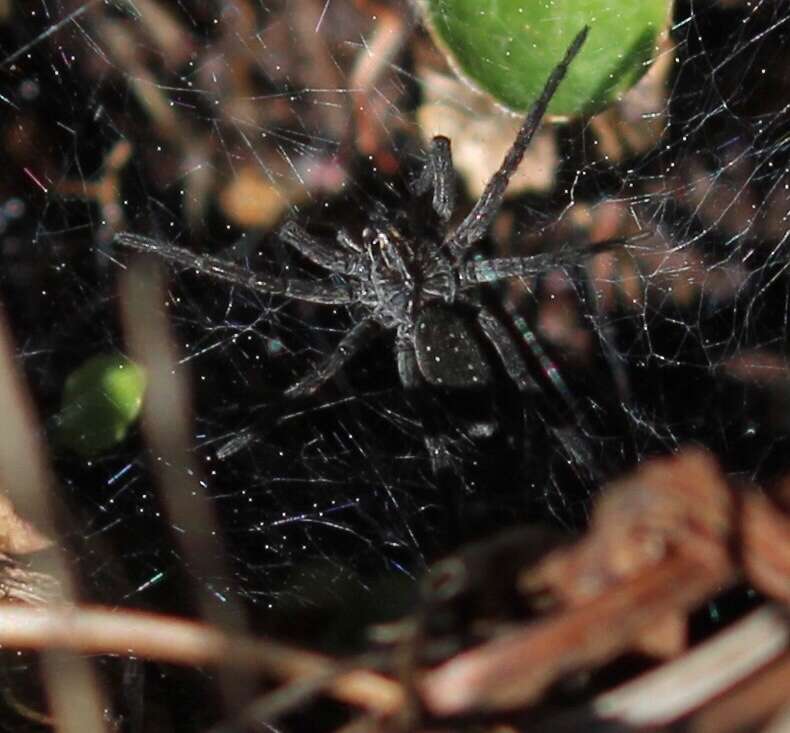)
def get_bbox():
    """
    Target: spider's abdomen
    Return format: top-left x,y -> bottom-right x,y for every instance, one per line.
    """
415,305 -> 492,388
